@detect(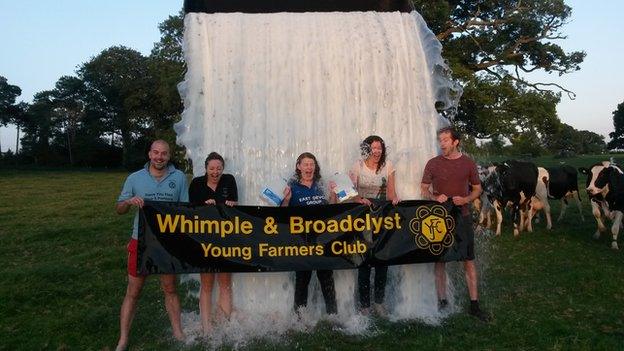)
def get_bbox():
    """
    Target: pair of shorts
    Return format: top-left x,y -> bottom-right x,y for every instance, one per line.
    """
458,214 -> 475,261
126,239 -> 145,277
